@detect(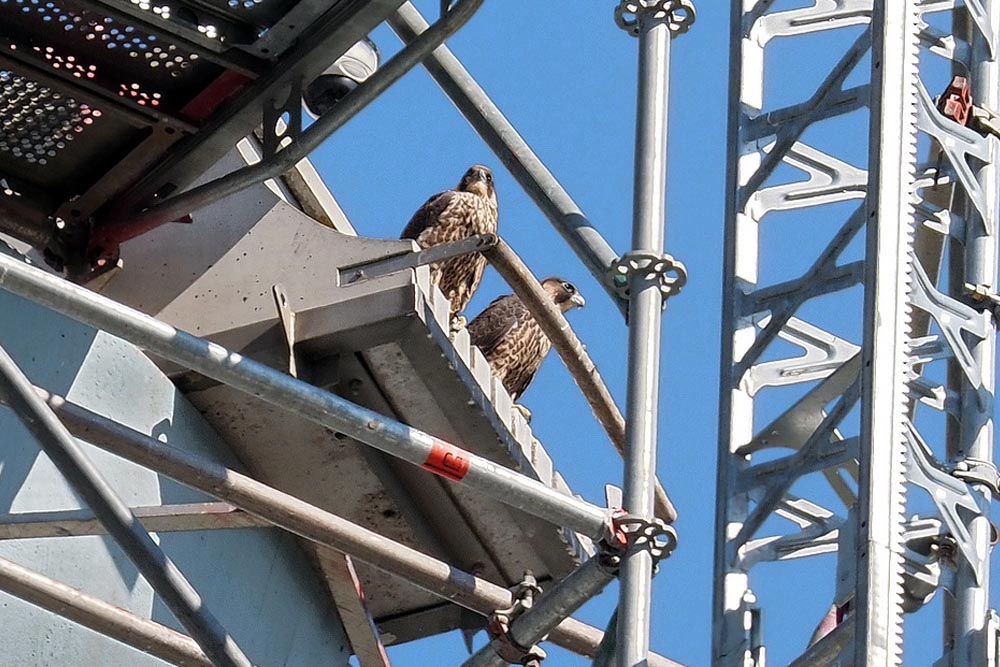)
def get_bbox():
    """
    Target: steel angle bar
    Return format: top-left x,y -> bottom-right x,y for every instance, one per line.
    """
22,388 -> 684,667
0,253 -> 611,540
484,238 -> 678,524
387,3 -> 624,311
338,233 -> 499,286
0,346 -> 252,667
323,554 -> 392,667
119,0 -> 485,233
744,84 -> 870,142
733,379 -> 860,549
738,29 -> 872,208
733,204 -> 867,380
0,555 -> 213,667
462,556 -> 618,667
